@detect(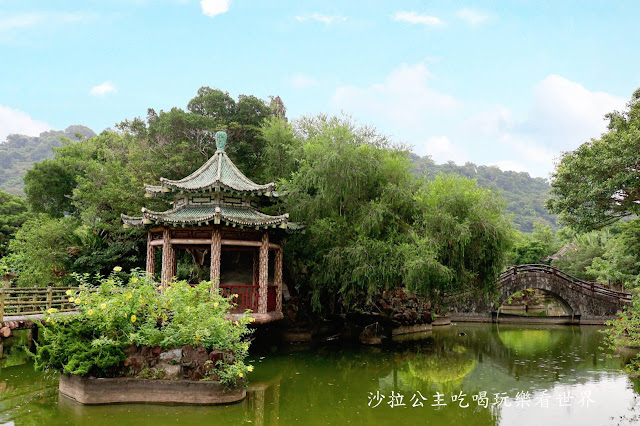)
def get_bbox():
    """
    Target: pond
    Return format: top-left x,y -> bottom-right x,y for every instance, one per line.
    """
1,323 -> 639,425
